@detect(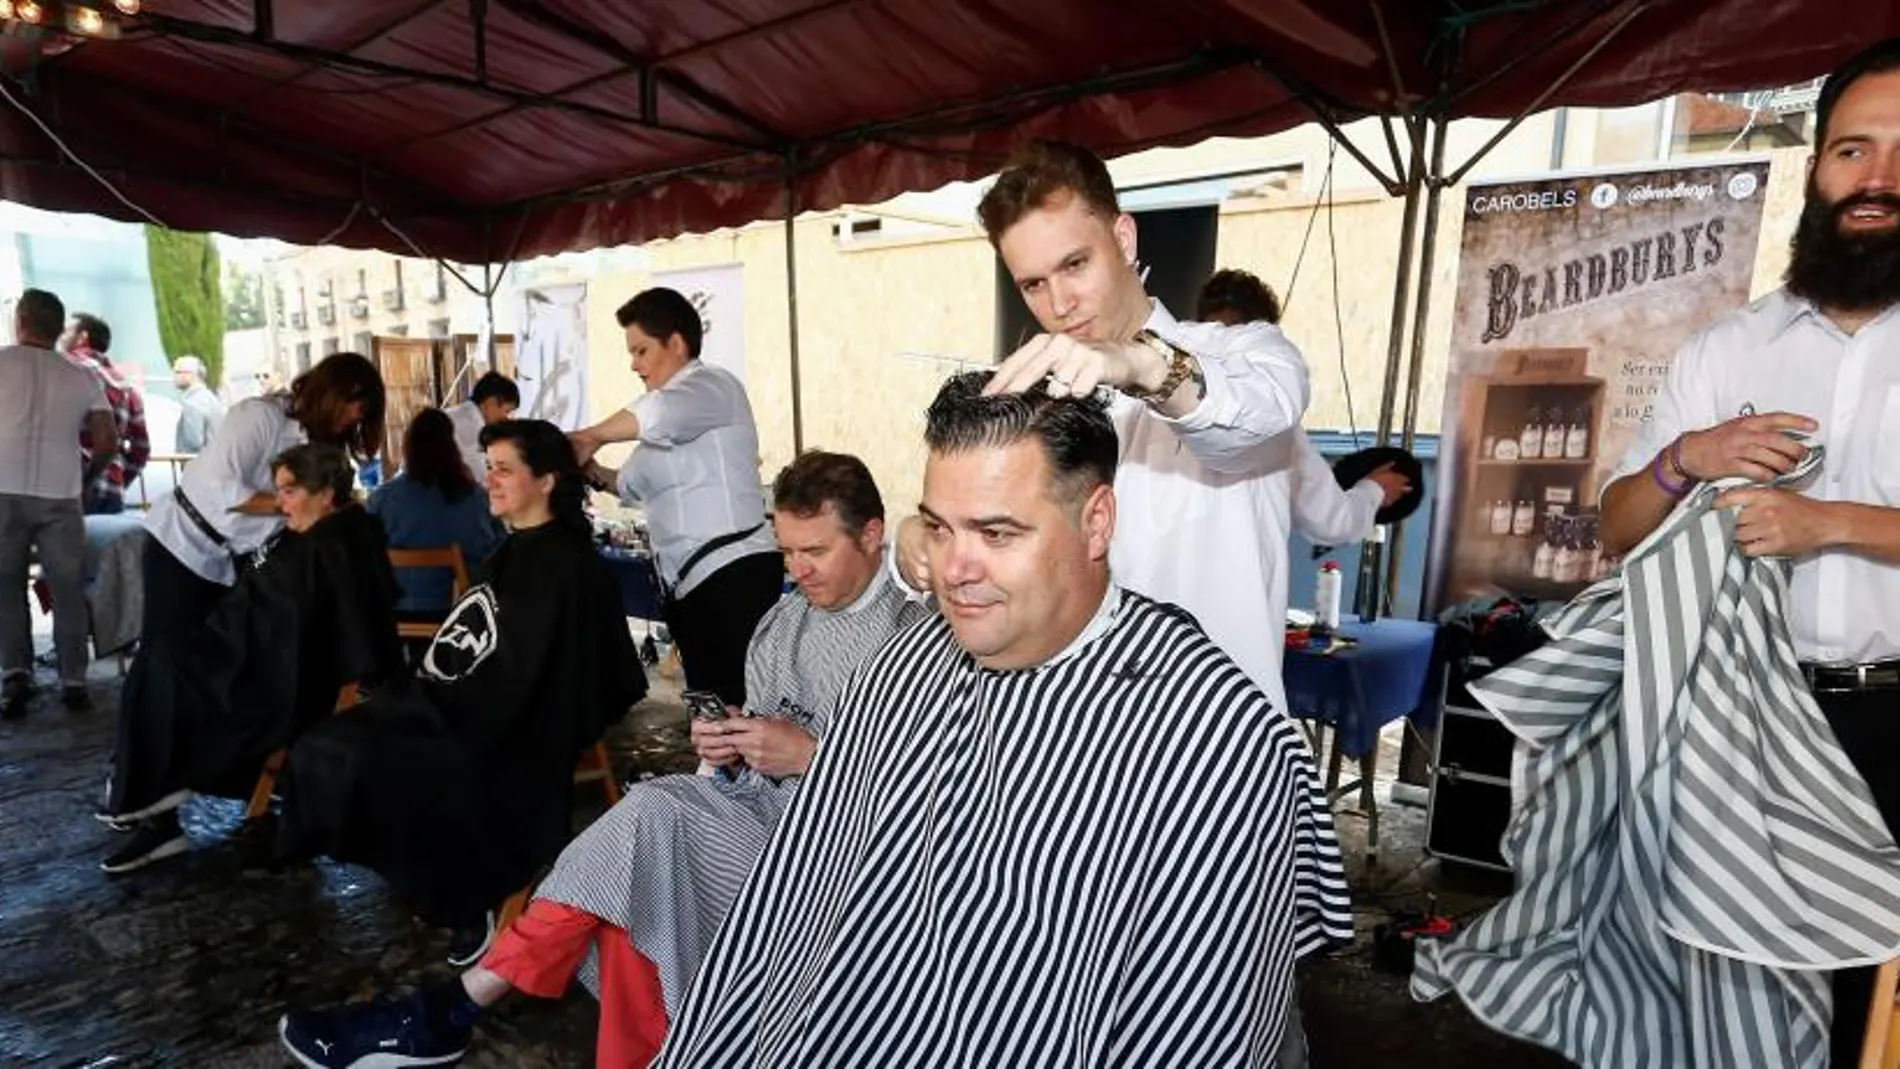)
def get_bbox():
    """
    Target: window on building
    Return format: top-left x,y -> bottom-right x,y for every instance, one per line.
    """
321,336 -> 340,357
428,318 -> 450,339
295,341 -> 312,370
352,331 -> 373,354
388,323 -> 410,337
356,268 -> 368,297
